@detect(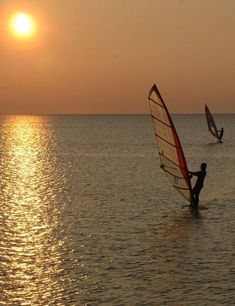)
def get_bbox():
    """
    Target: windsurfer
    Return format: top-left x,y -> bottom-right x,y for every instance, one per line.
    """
218,127 -> 224,142
189,163 -> 207,210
